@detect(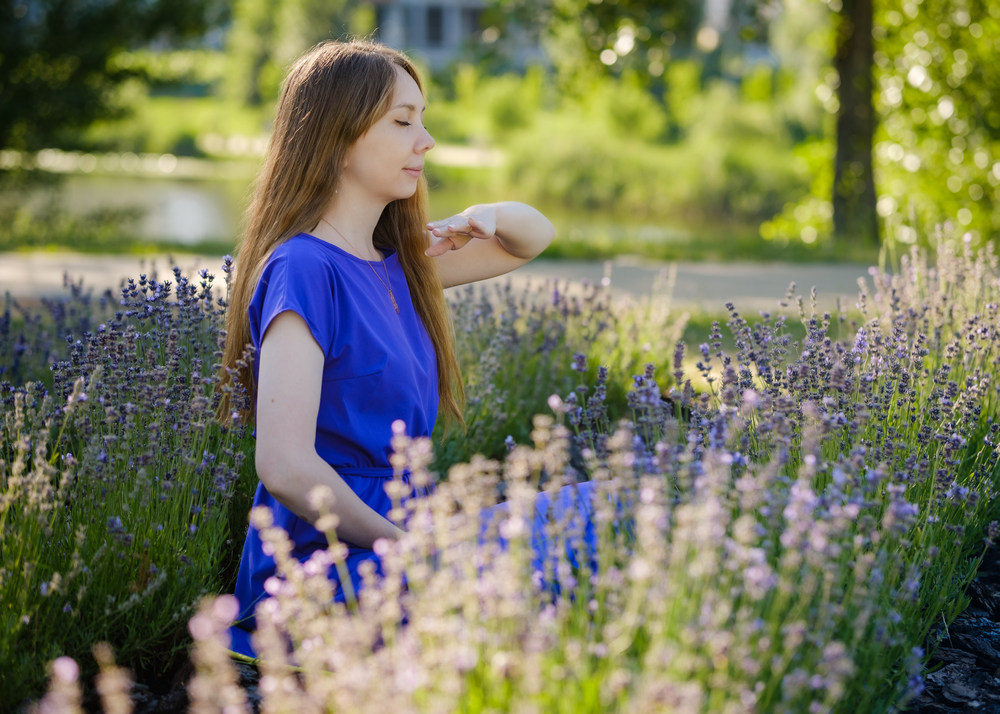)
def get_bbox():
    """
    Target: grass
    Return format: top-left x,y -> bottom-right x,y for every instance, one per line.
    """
540,223 -> 881,264
427,164 -> 882,265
